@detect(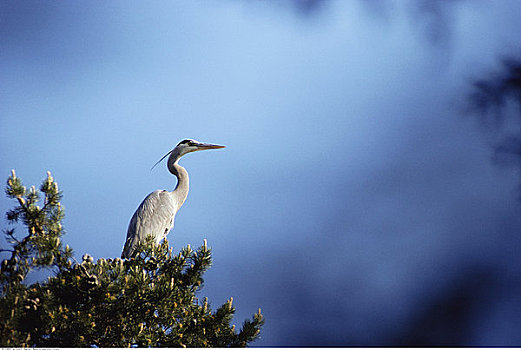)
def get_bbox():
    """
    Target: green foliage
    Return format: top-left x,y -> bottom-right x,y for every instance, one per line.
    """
0,171 -> 264,347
